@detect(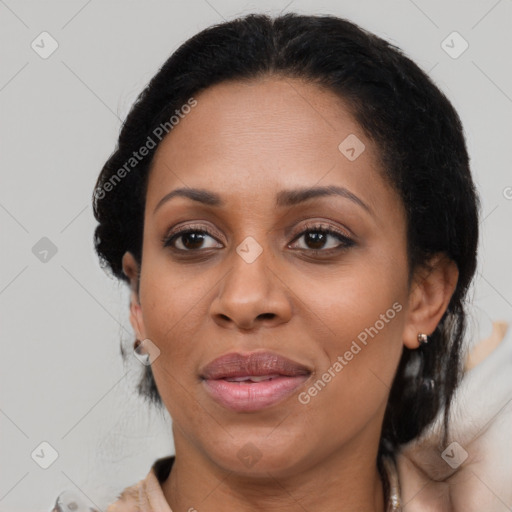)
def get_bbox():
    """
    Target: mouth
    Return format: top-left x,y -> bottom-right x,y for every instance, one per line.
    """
200,351 -> 312,412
